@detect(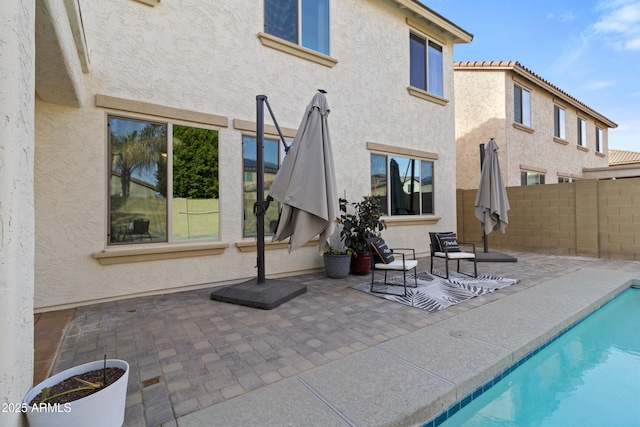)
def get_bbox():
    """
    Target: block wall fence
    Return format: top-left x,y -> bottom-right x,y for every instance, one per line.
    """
456,177 -> 640,261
